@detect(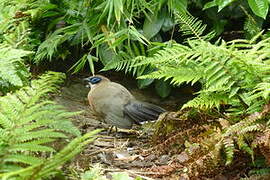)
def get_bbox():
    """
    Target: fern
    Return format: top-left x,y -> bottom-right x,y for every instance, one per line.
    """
0,71 -> 97,179
102,42 -> 149,76
34,25 -> 76,62
135,35 -> 270,112
106,12 -> 216,87
223,137 -> 235,165
0,45 -> 32,93
0,129 -> 101,180
174,12 -> 215,40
